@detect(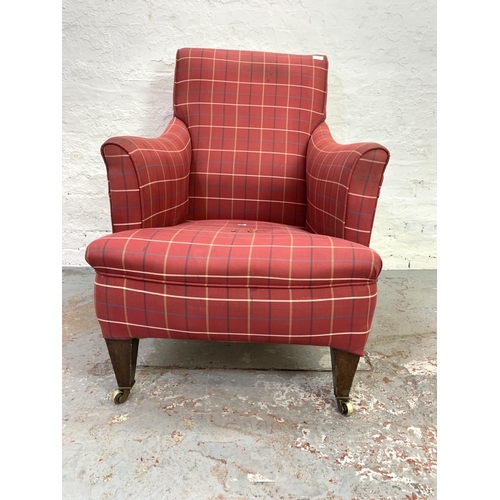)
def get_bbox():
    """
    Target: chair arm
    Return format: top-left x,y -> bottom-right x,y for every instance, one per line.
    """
101,117 -> 191,232
306,122 -> 390,246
